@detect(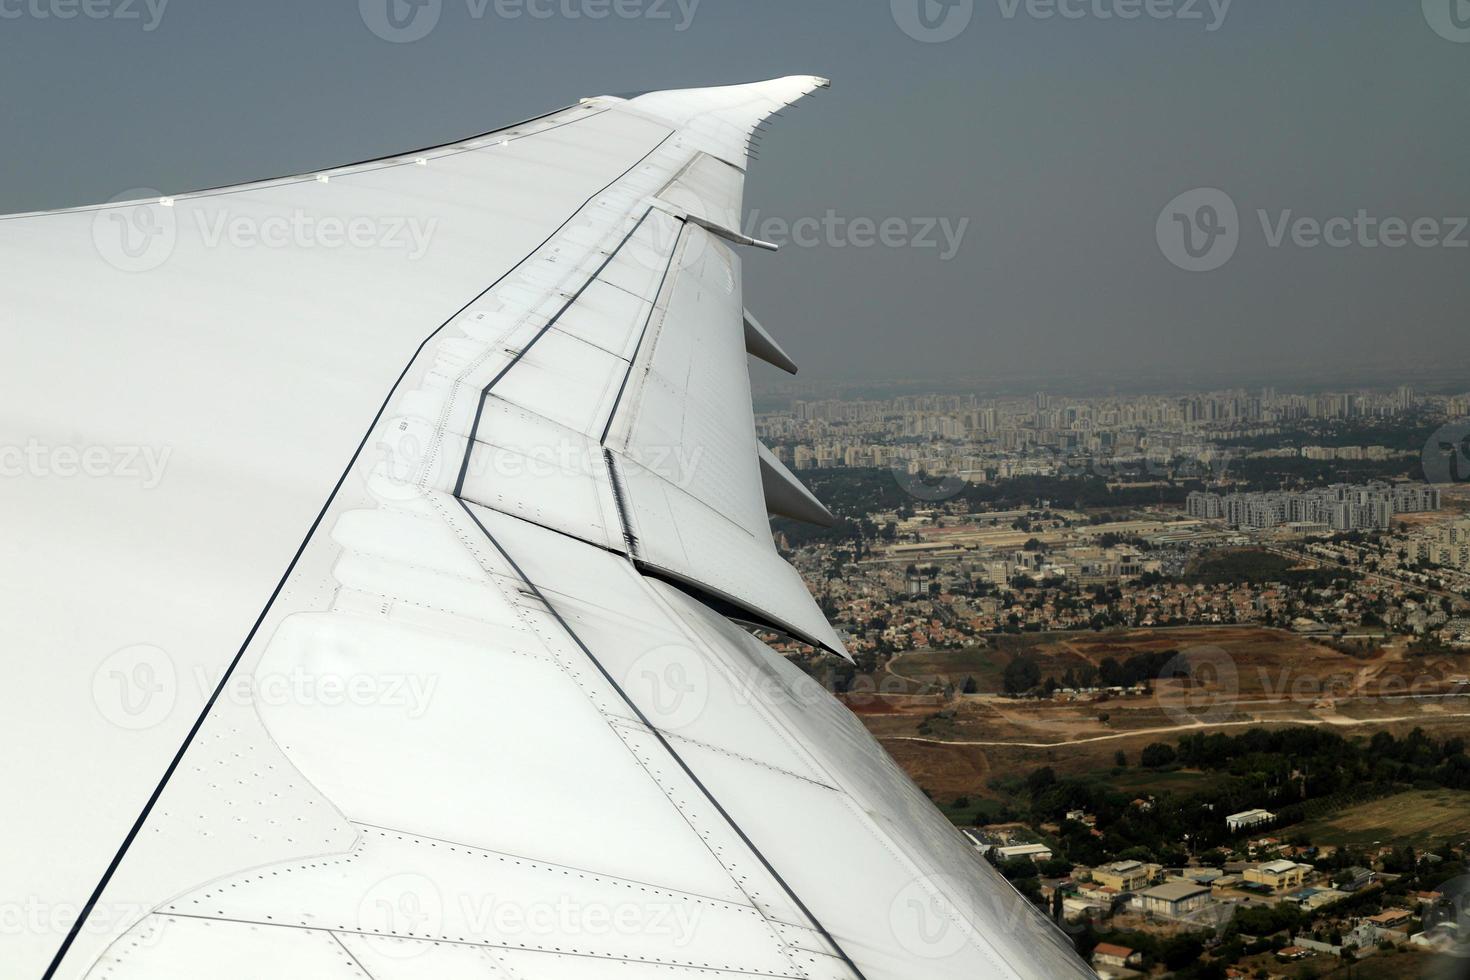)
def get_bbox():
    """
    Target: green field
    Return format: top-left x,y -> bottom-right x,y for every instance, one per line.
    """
888,648 -> 1006,692
937,797 -> 1011,826
1293,789 -> 1470,848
